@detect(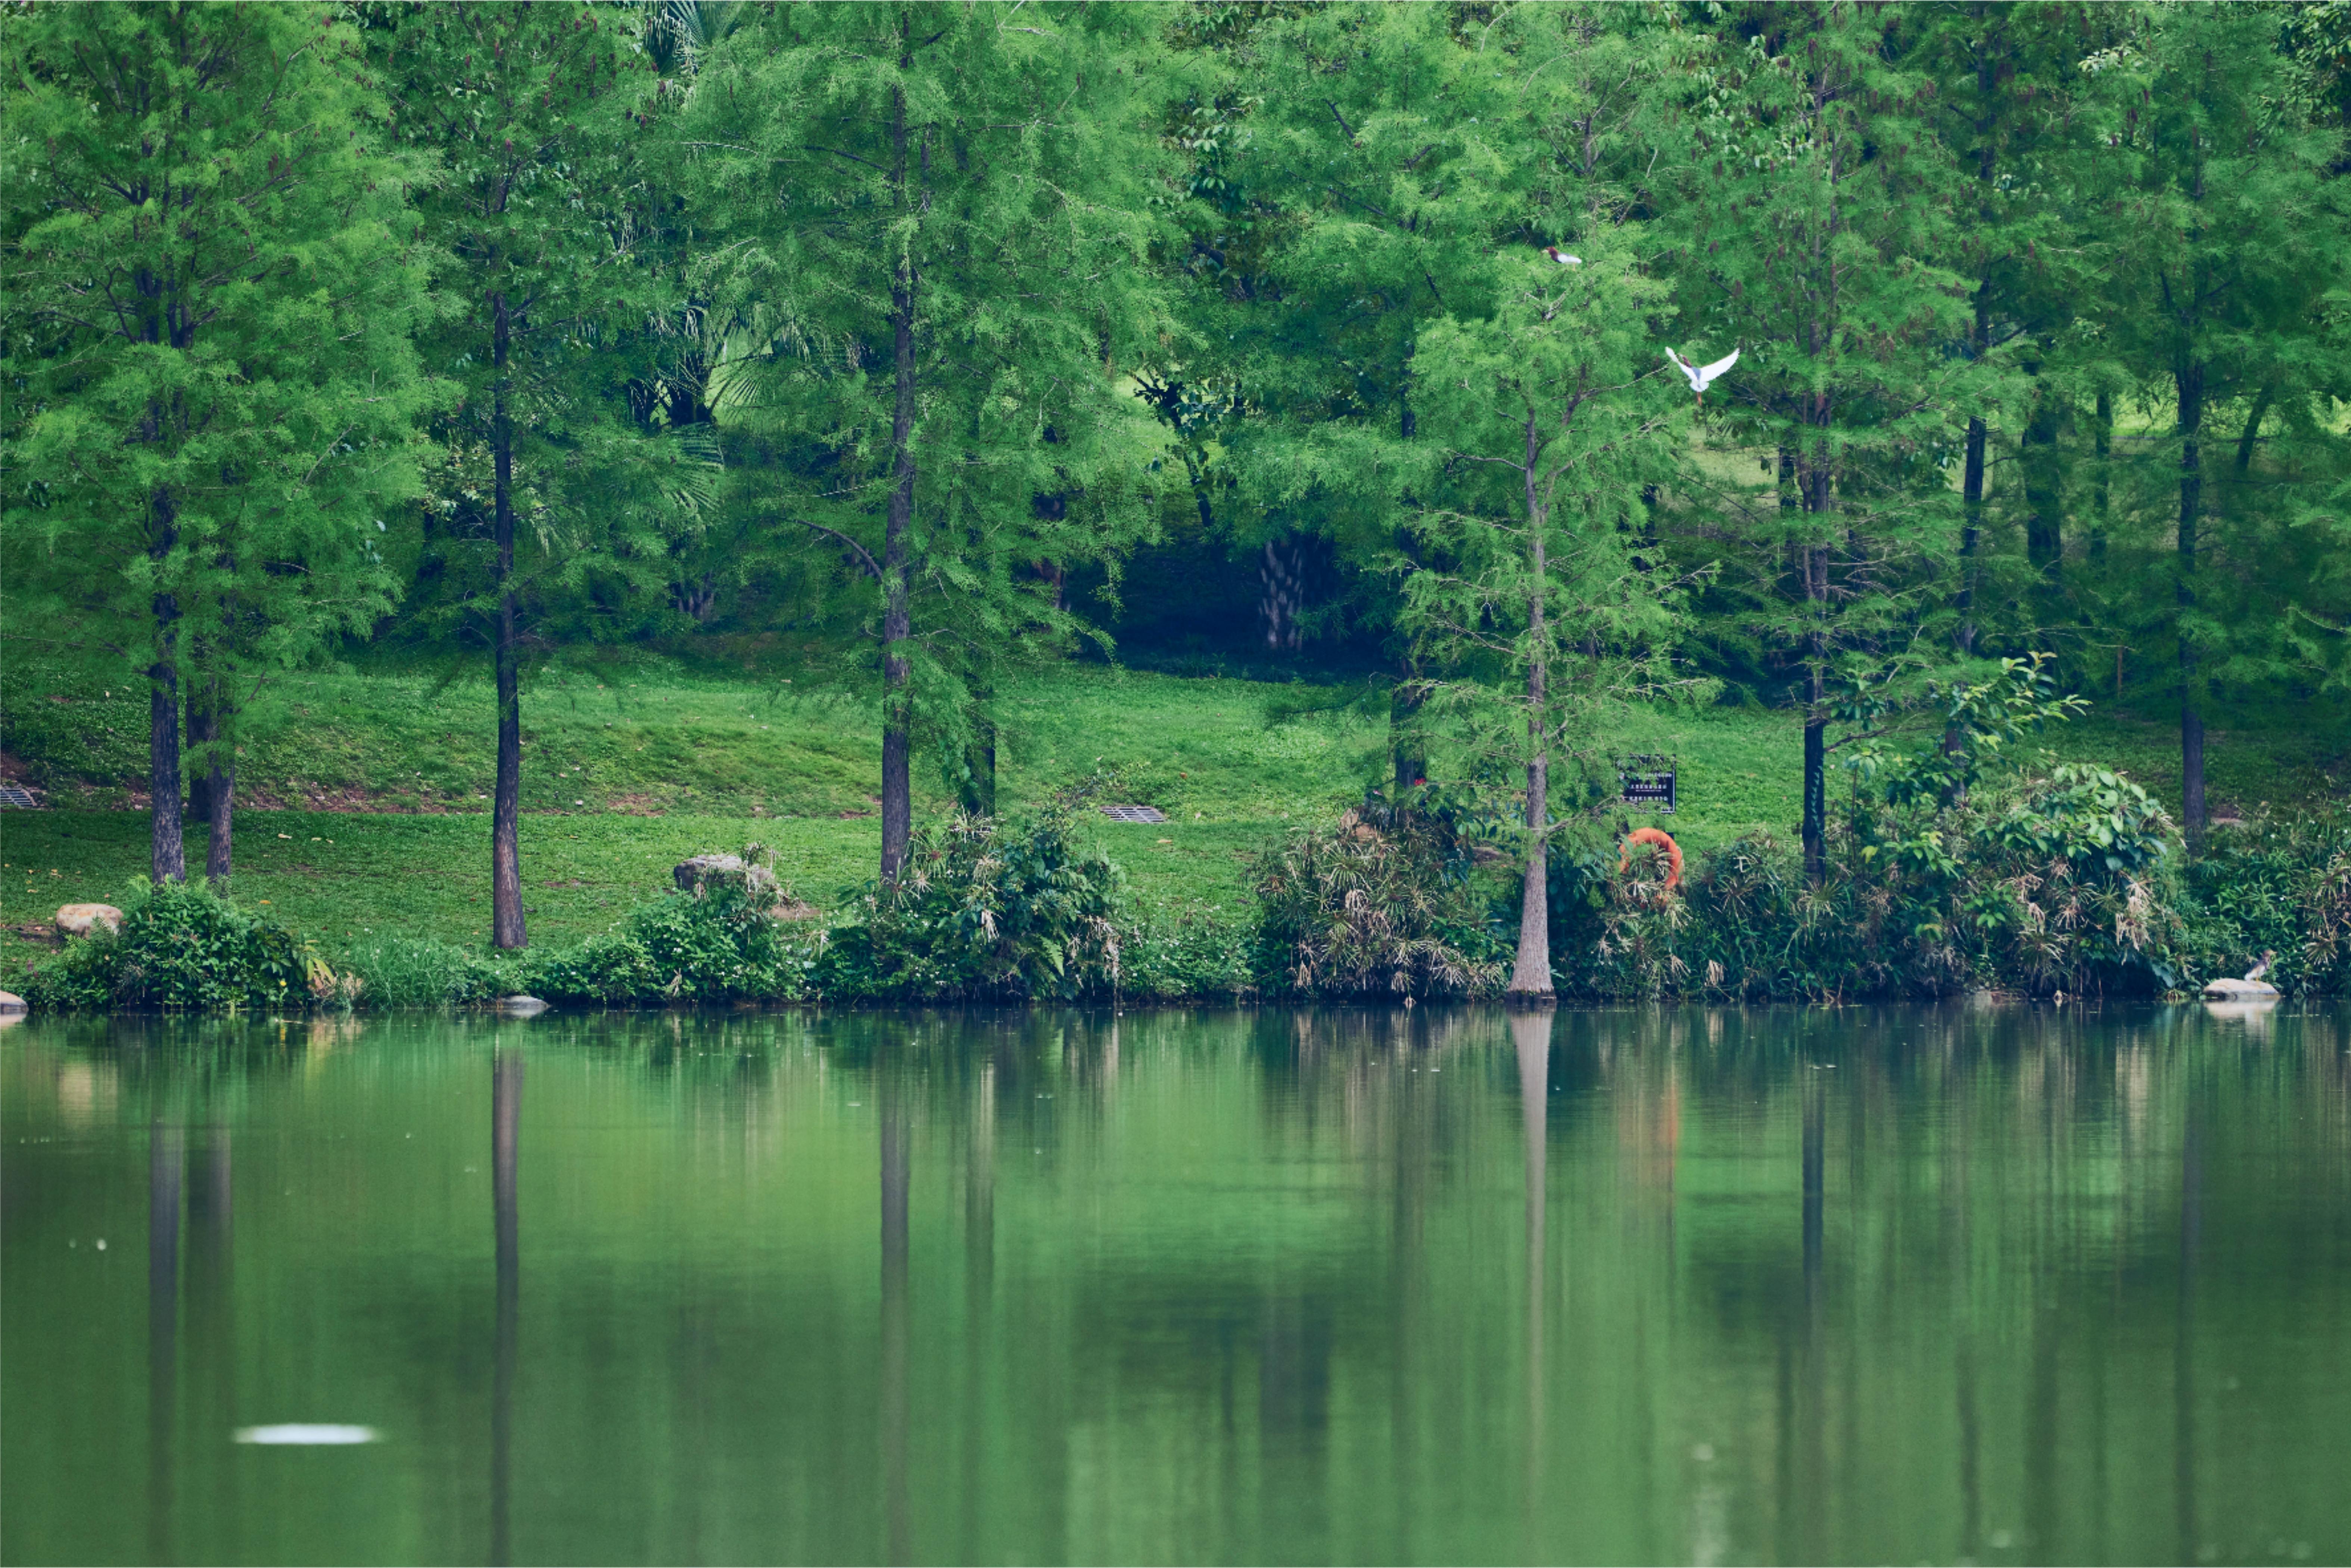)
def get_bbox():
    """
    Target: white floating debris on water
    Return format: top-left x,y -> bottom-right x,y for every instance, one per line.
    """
235,1425 -> 379,1445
